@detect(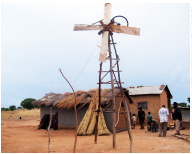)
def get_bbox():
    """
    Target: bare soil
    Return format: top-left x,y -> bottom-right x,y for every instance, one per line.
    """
1,120 -> 190,153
